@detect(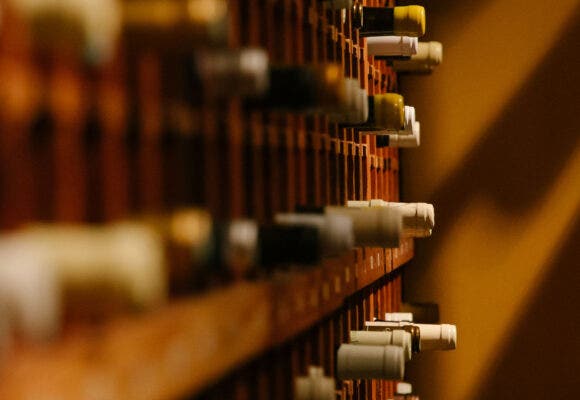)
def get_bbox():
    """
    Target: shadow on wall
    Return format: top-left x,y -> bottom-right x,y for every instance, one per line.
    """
404,4 -> 580,277
418,4 -> 580,232
470,213 -> 580,398
405,1 -> 580,293
396,0 -> 490,33
403,4 -> 580,399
